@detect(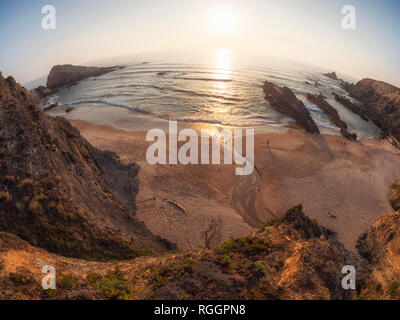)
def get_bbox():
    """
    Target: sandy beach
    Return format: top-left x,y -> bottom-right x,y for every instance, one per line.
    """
51,105 -> 400,253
